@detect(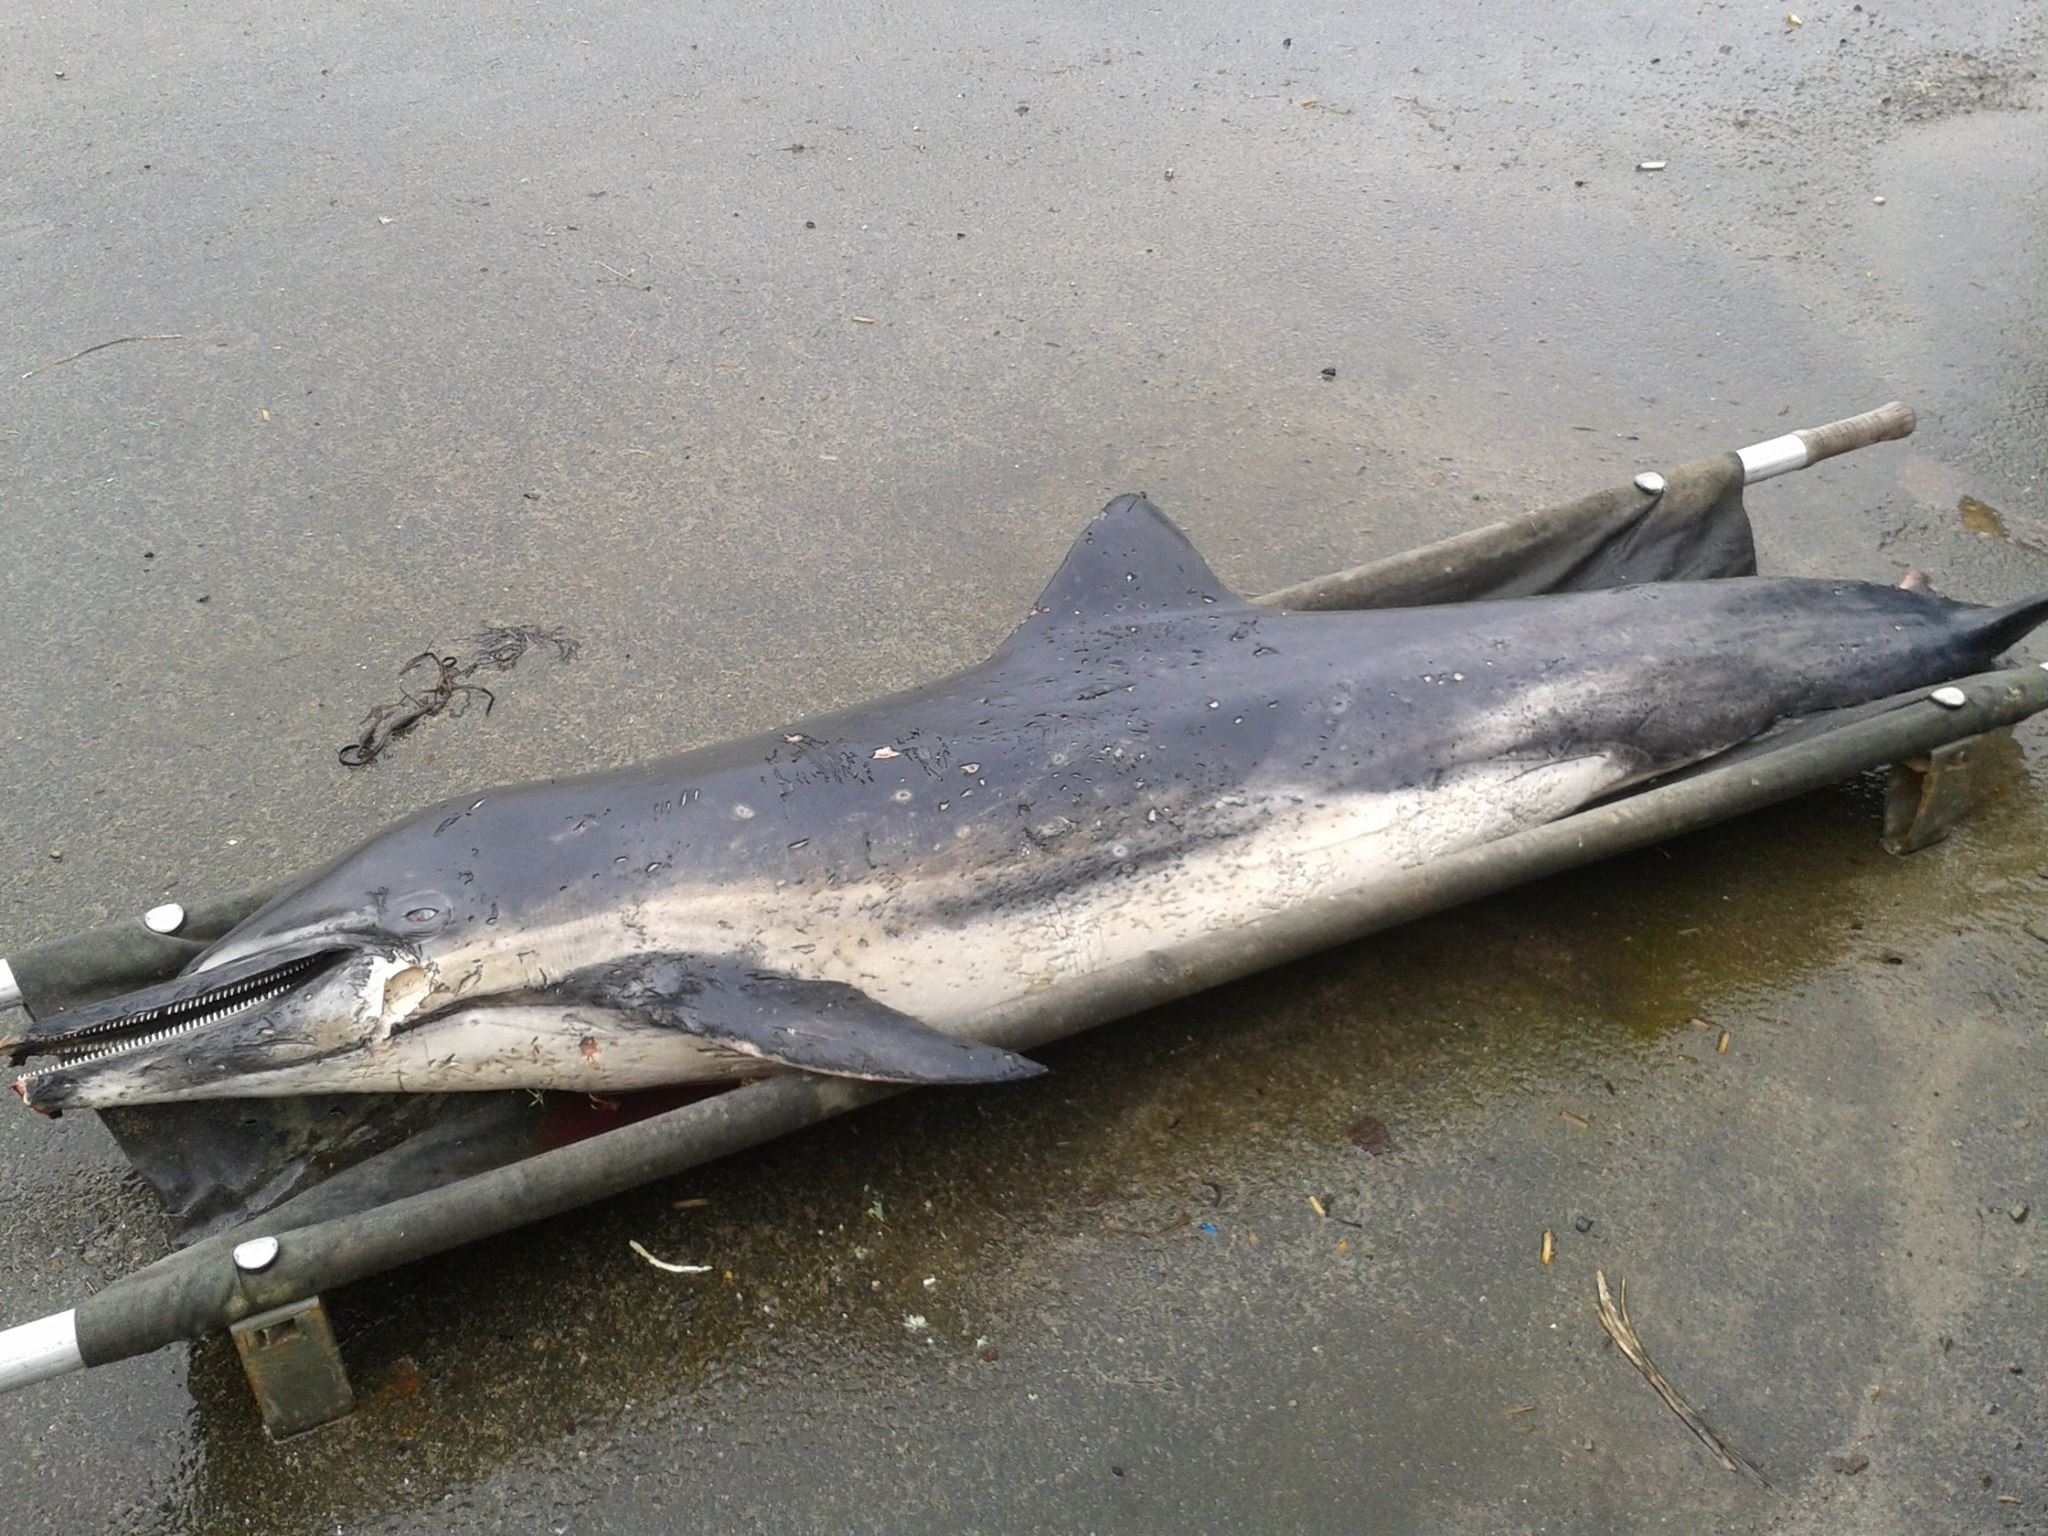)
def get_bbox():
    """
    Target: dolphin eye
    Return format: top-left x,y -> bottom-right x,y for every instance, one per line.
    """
393,887 -> 451,928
